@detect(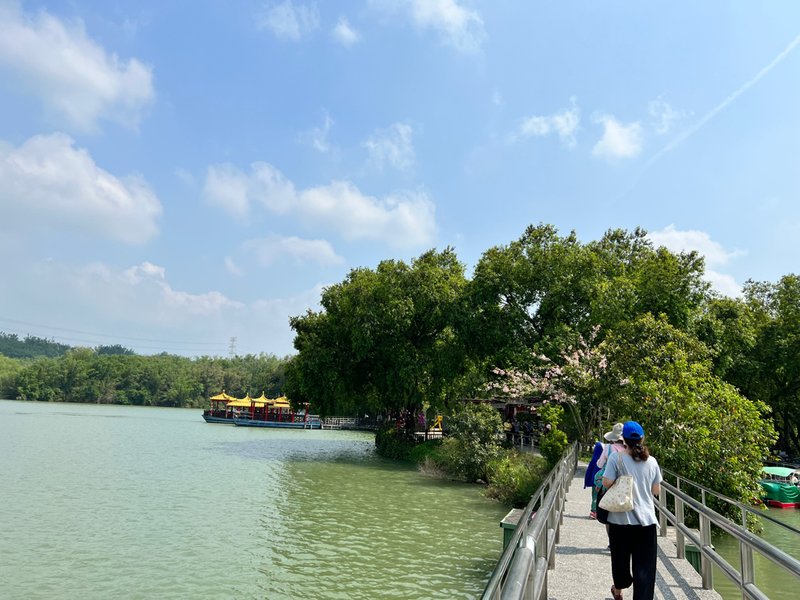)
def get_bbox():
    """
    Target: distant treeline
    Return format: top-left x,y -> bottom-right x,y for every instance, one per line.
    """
0,348 -> 289,408
0,332 -> 136,359
0,333 -> 73,359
